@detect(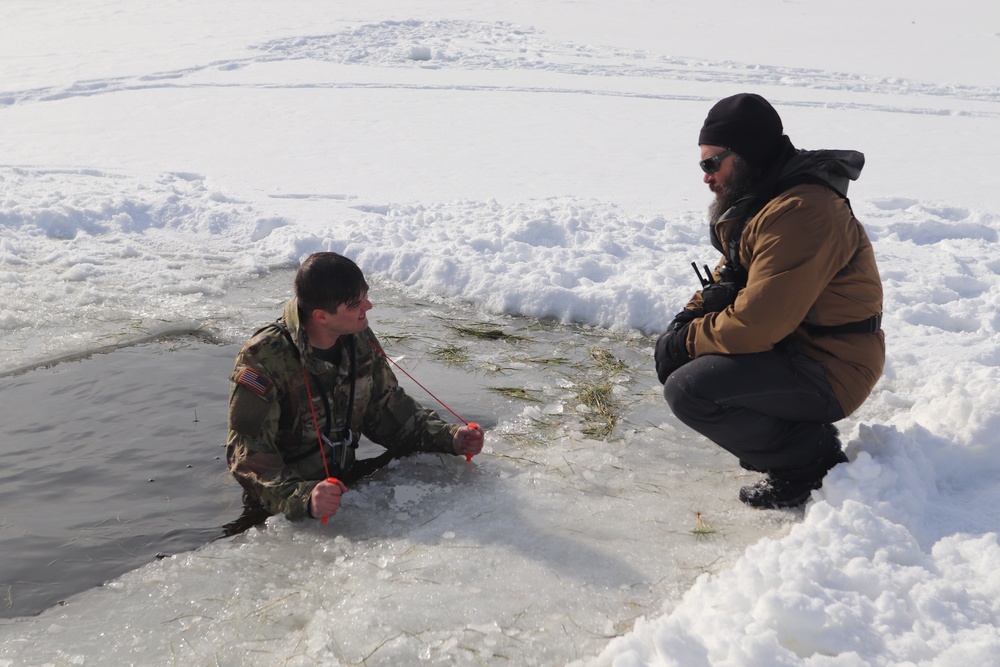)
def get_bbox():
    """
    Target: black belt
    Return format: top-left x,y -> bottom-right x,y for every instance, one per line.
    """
803,313 -> 881,336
